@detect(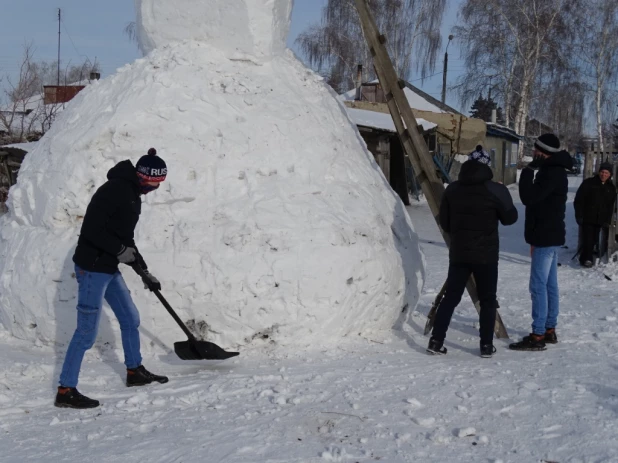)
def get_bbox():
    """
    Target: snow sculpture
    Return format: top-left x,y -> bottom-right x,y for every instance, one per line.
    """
0,0 -> 424,351
135,0 -> 292,58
